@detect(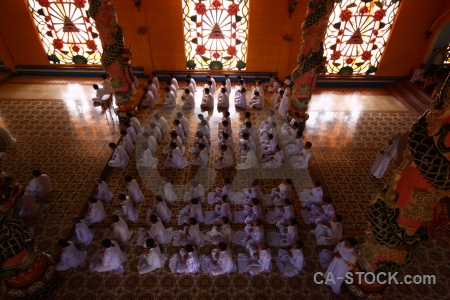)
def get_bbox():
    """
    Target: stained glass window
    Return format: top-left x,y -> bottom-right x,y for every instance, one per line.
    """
323,0 -> 400,75
182,0 -> 249,70
27,0 -> 102,64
